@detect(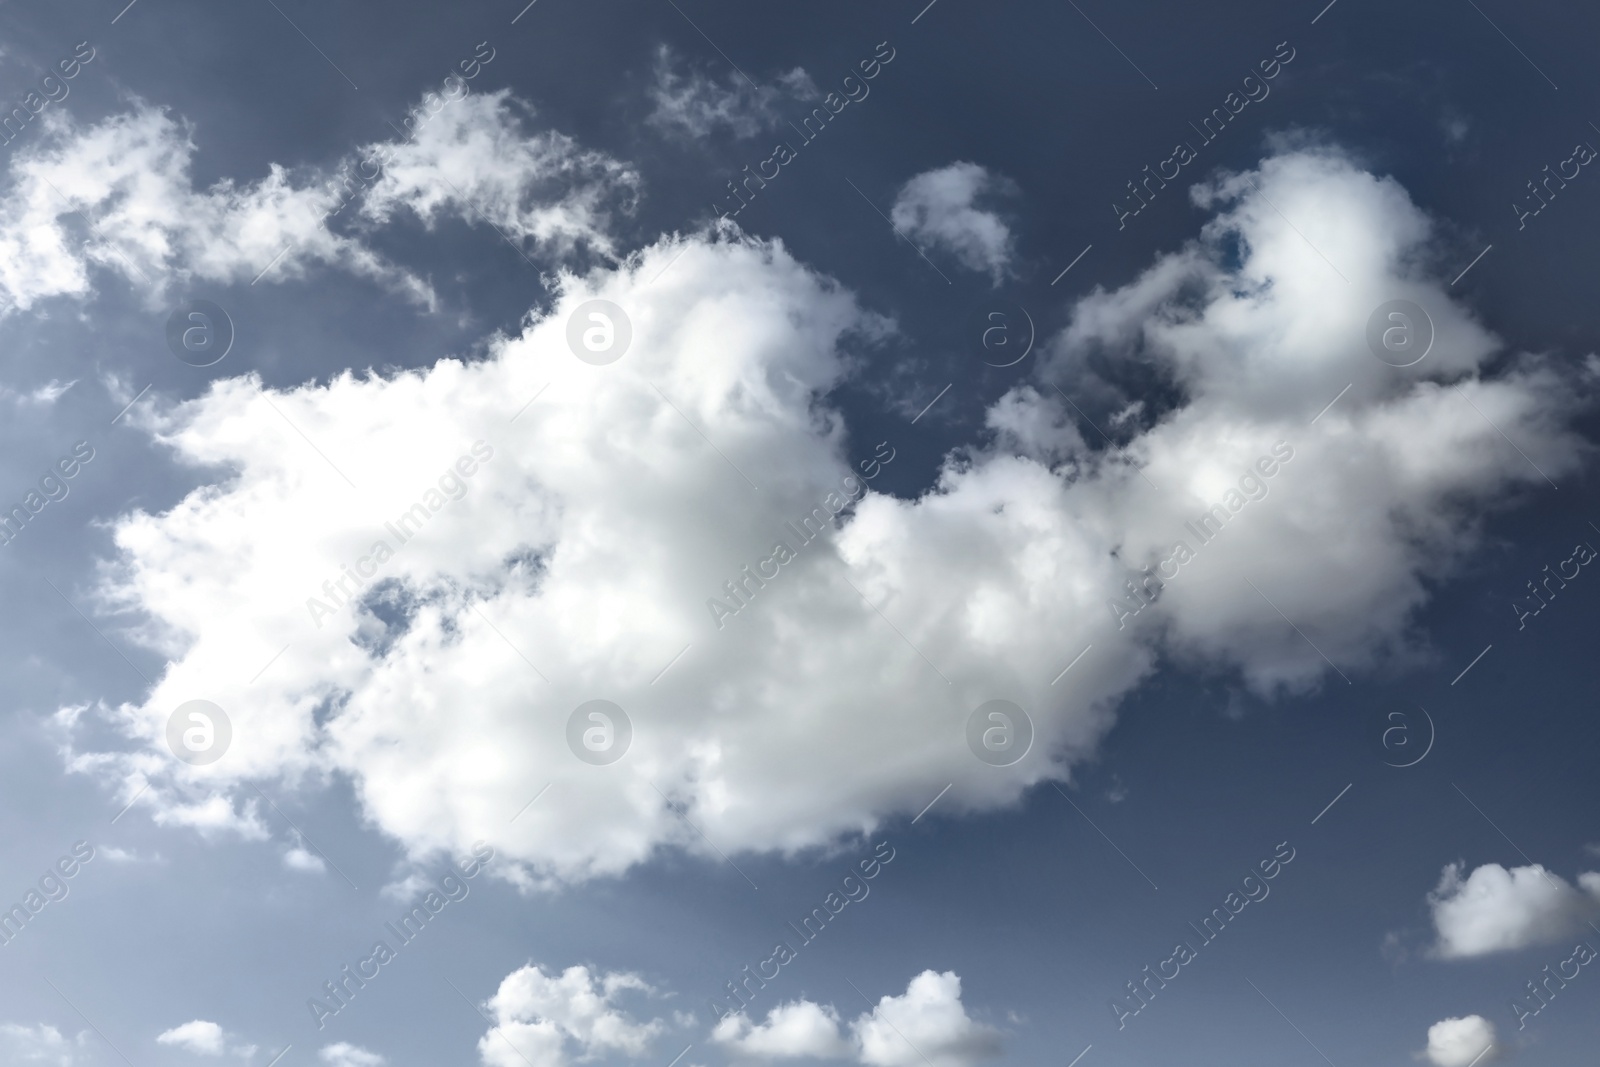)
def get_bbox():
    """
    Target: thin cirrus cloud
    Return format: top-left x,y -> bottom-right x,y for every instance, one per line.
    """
1427,860 -> 1600,958
56,137 -> 1589,889
889,162 -> 1017,285
0,378 -> 77,407
646,45 -> 817,140
0,88 -> 638,318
